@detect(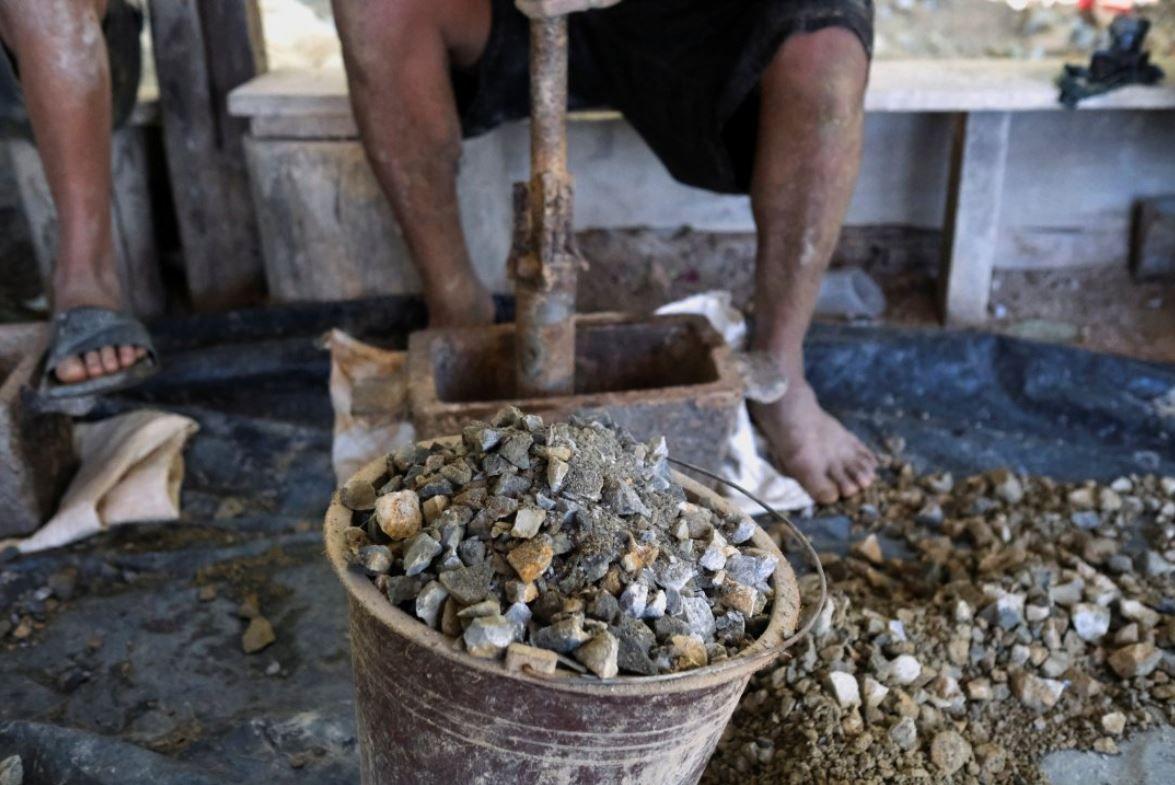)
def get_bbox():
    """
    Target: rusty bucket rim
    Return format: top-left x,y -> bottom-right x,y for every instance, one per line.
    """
325,452 -> 806,696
